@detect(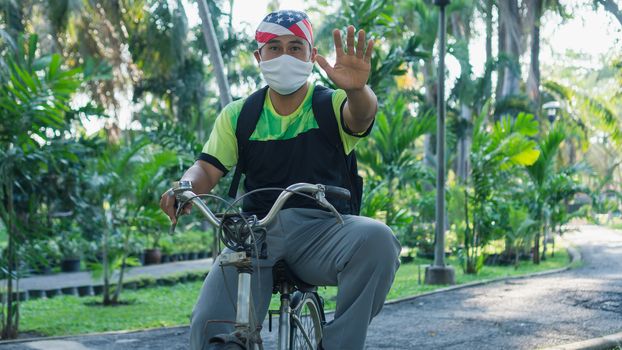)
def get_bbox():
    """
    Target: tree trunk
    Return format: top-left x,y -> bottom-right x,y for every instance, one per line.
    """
541,211 -> 549,261
2,181 -> 18,339
498,0 -> 522,99
112,258 -> 125,304
533,205 -> 542,264
197,0 -> 232,109
527,0 -> 542,111
449,12 -> 473,184
596,0 -> 622,27
422,60 -> 437,171
495,9 -> 506,103
102,227 -> 111,306
387,171 -> 395,225
456,105 -> 472,183
533,230 -> 541,264
485,0 -> 493,102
